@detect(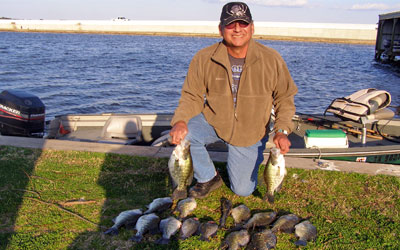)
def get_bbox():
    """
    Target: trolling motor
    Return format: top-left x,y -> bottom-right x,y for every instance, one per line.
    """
0,90 -> 45,137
